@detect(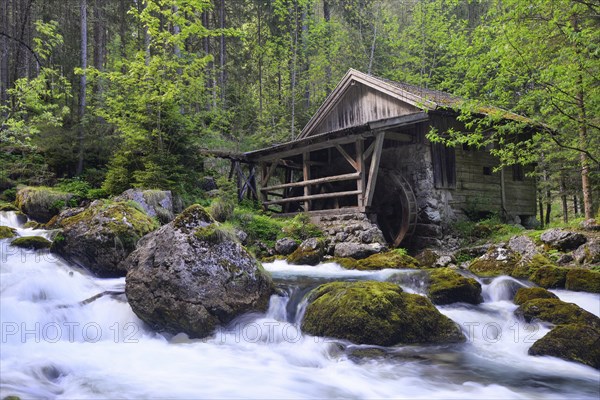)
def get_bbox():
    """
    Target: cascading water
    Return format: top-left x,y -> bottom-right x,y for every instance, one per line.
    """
1,211 -> 599,399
